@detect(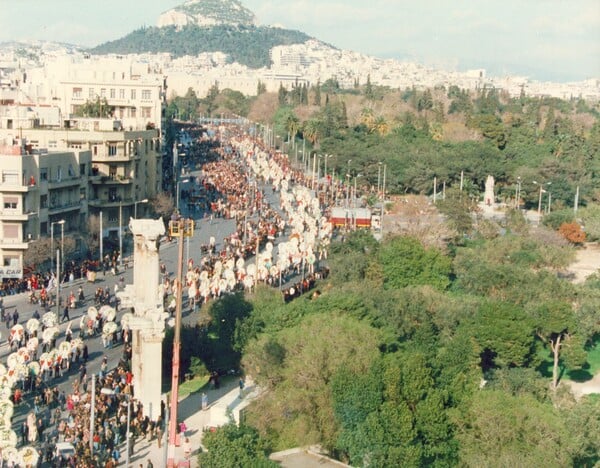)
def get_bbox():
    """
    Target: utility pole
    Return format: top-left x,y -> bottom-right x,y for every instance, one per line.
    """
89,375 -> 95,454
56,249 -> 60,321
166,218 -> 194,468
